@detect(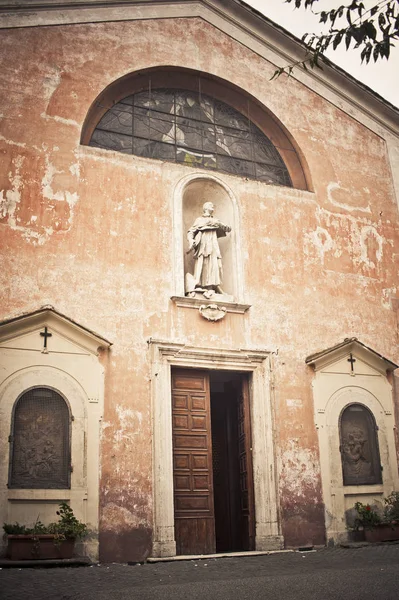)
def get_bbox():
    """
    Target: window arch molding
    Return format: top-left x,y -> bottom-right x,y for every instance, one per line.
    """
8,385 -> 72,490
81,66 -> 311,190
